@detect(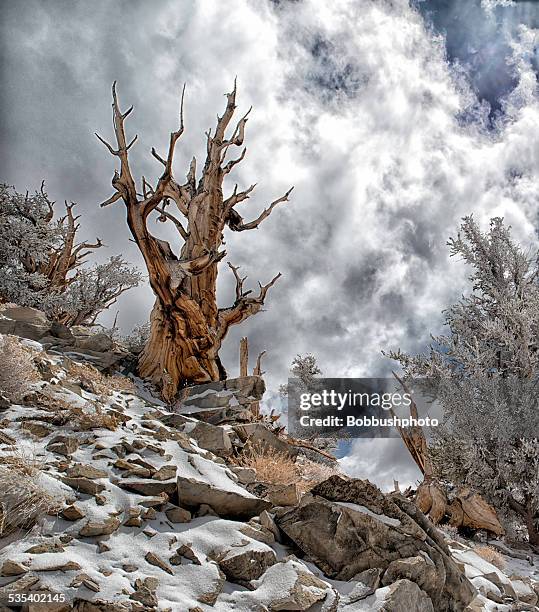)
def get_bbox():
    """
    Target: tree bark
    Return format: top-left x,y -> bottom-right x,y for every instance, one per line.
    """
97,82 -> 292,400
